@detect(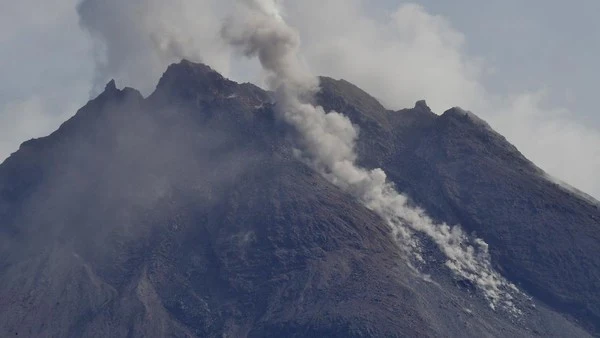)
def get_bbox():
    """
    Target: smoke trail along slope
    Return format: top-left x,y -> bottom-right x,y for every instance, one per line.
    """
222,0 -> 521,312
